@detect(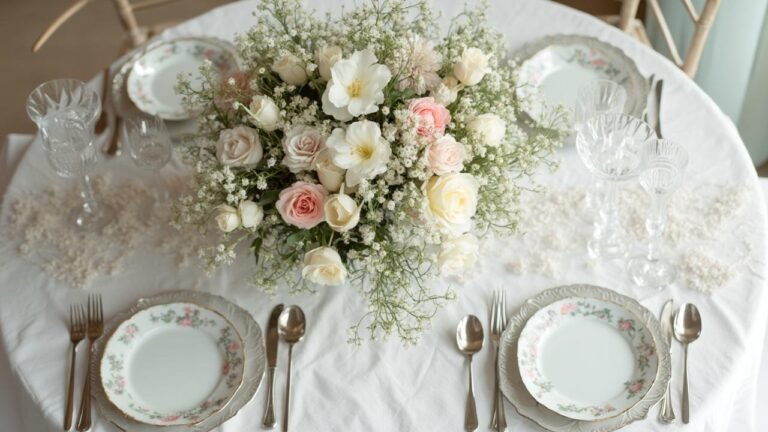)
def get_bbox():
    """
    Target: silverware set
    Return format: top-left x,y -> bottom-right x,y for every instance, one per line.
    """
64,294 -> 104,432
263,304 -> 307,432
456,288 -> 509,432
659,300 -> 702,425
